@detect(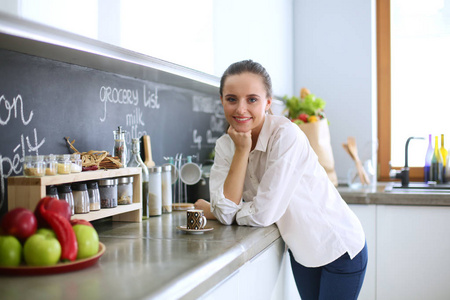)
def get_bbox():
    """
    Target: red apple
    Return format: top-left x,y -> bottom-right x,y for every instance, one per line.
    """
1,207 -> 37,241
34,197 -> 71,228
70,219 -> 93,228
